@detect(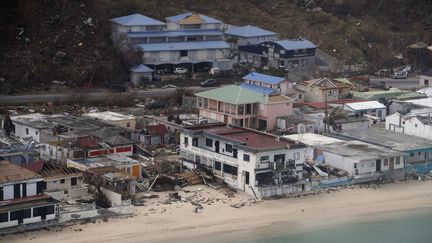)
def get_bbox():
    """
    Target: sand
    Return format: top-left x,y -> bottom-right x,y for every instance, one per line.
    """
4,180 -> 432,243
